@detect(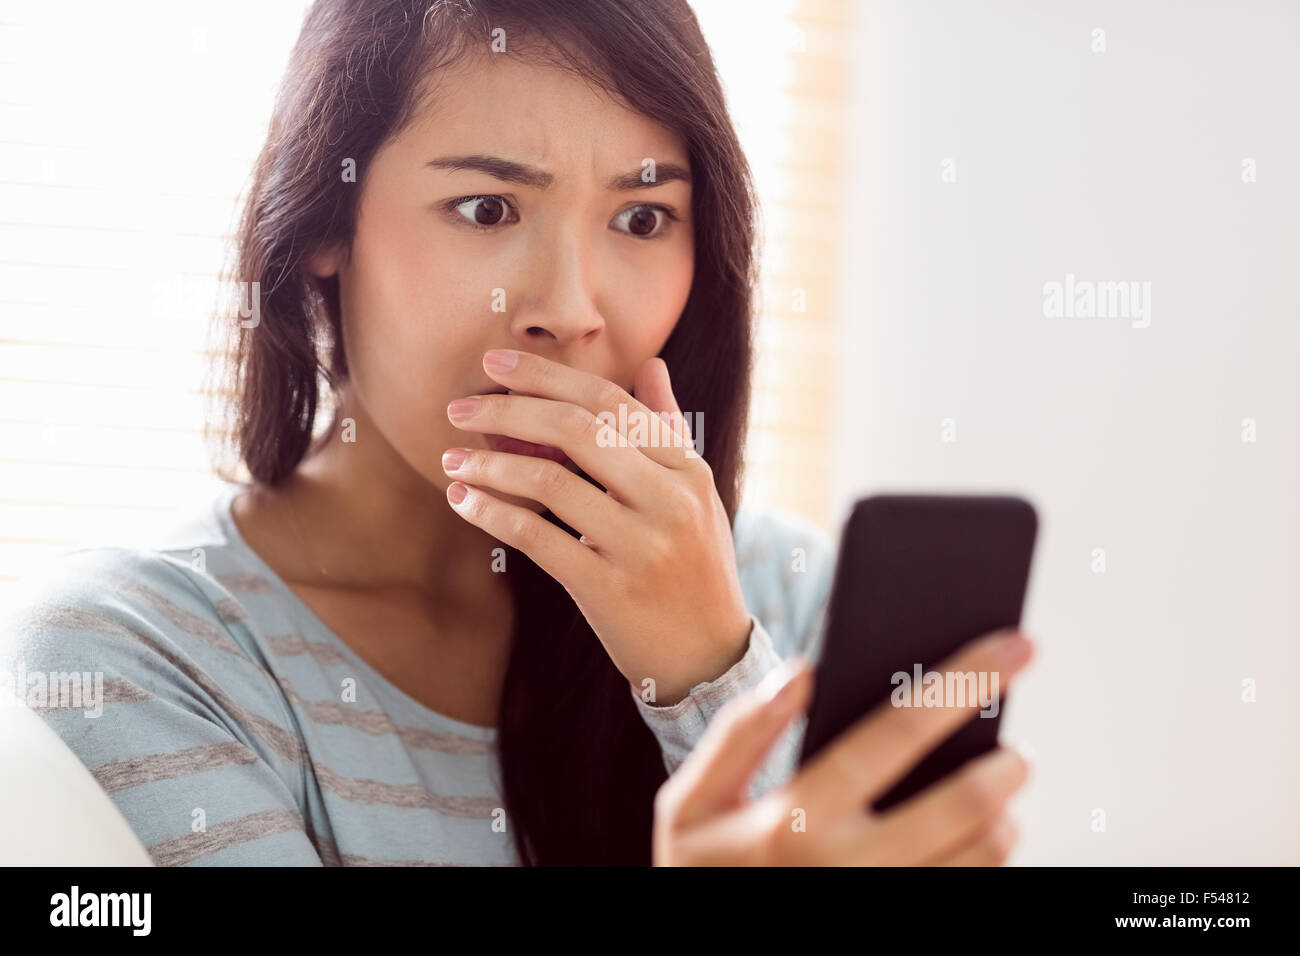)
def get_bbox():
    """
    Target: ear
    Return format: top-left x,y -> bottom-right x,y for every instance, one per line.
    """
304,241 -> 345,278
